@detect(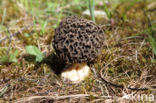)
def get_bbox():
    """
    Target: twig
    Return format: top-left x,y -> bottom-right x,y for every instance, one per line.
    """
15,94 -> 112,103
0,85 -> 9,97
91,66 -> 151,91
147,8 -> 156,12
0,23 -> 33,43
